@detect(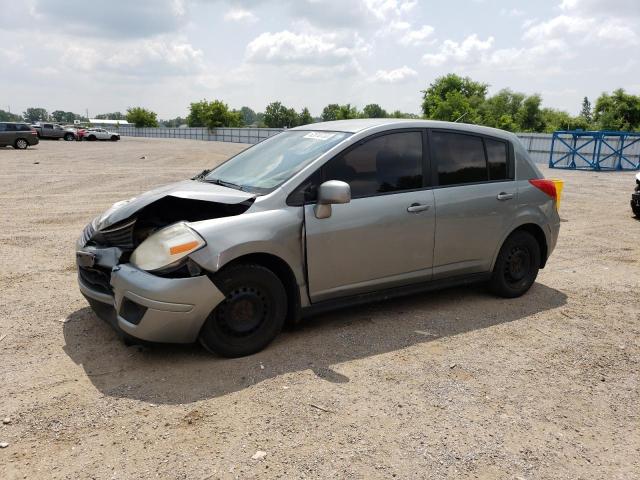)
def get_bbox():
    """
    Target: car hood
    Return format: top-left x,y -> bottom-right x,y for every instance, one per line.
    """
96,179 -> 256,230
